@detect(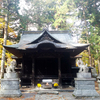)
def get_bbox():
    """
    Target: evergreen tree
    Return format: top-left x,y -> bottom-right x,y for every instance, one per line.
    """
74,0 -> 100,73
53,0 -> 75,30
22,0 -> 76,30
22,0 -> 56,30
0,0 -> 20,78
